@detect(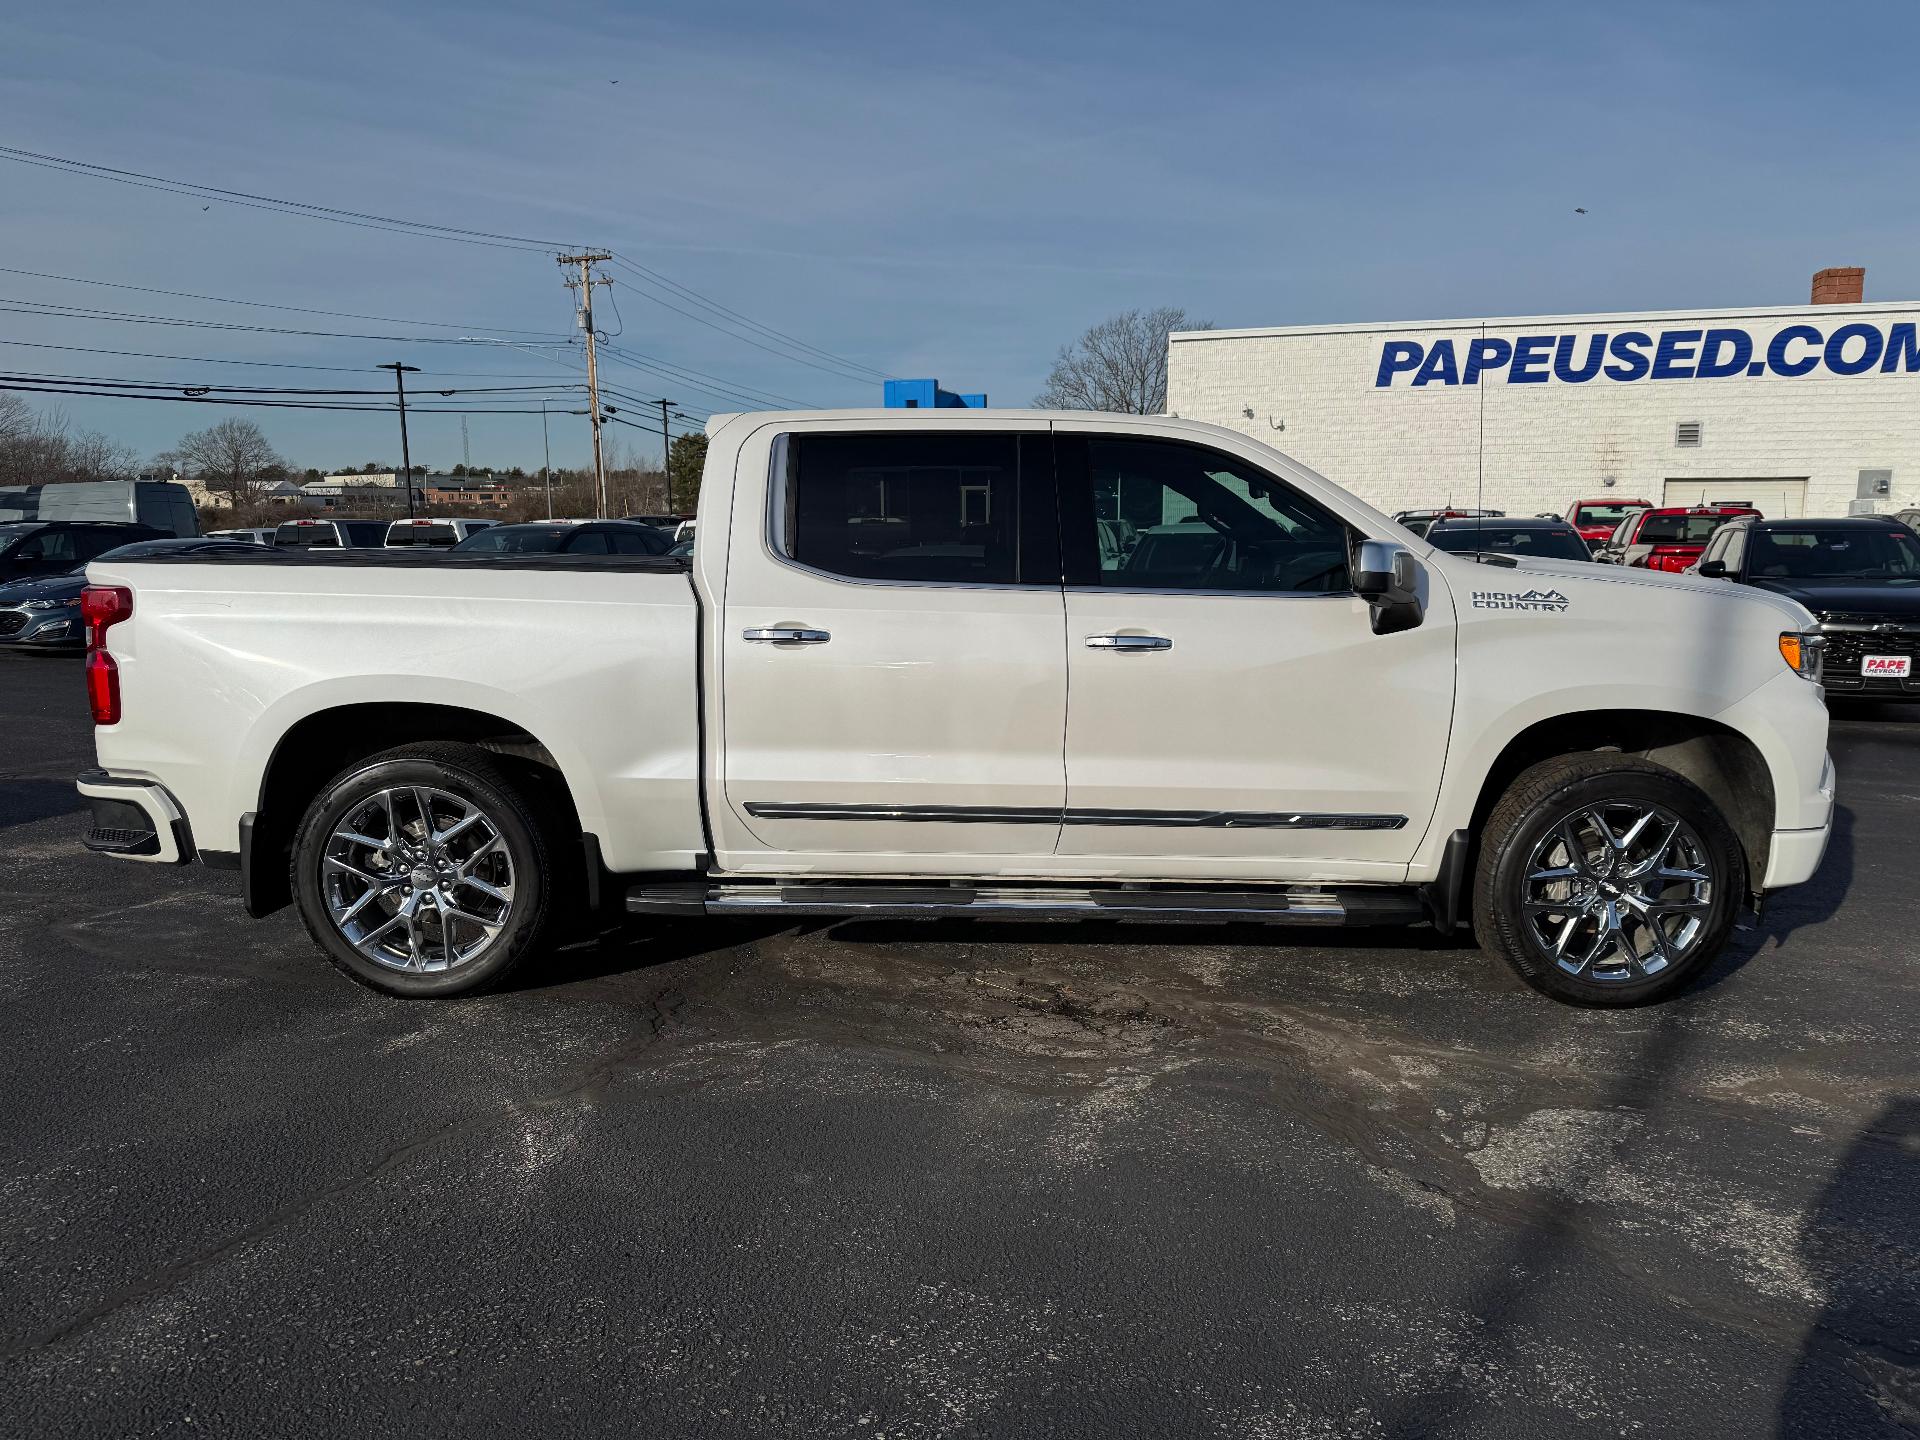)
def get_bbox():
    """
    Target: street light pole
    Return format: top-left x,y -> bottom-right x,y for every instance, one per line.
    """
657,397 -> 677,515
377,362 -> 420,518
540,400 -> 554,520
